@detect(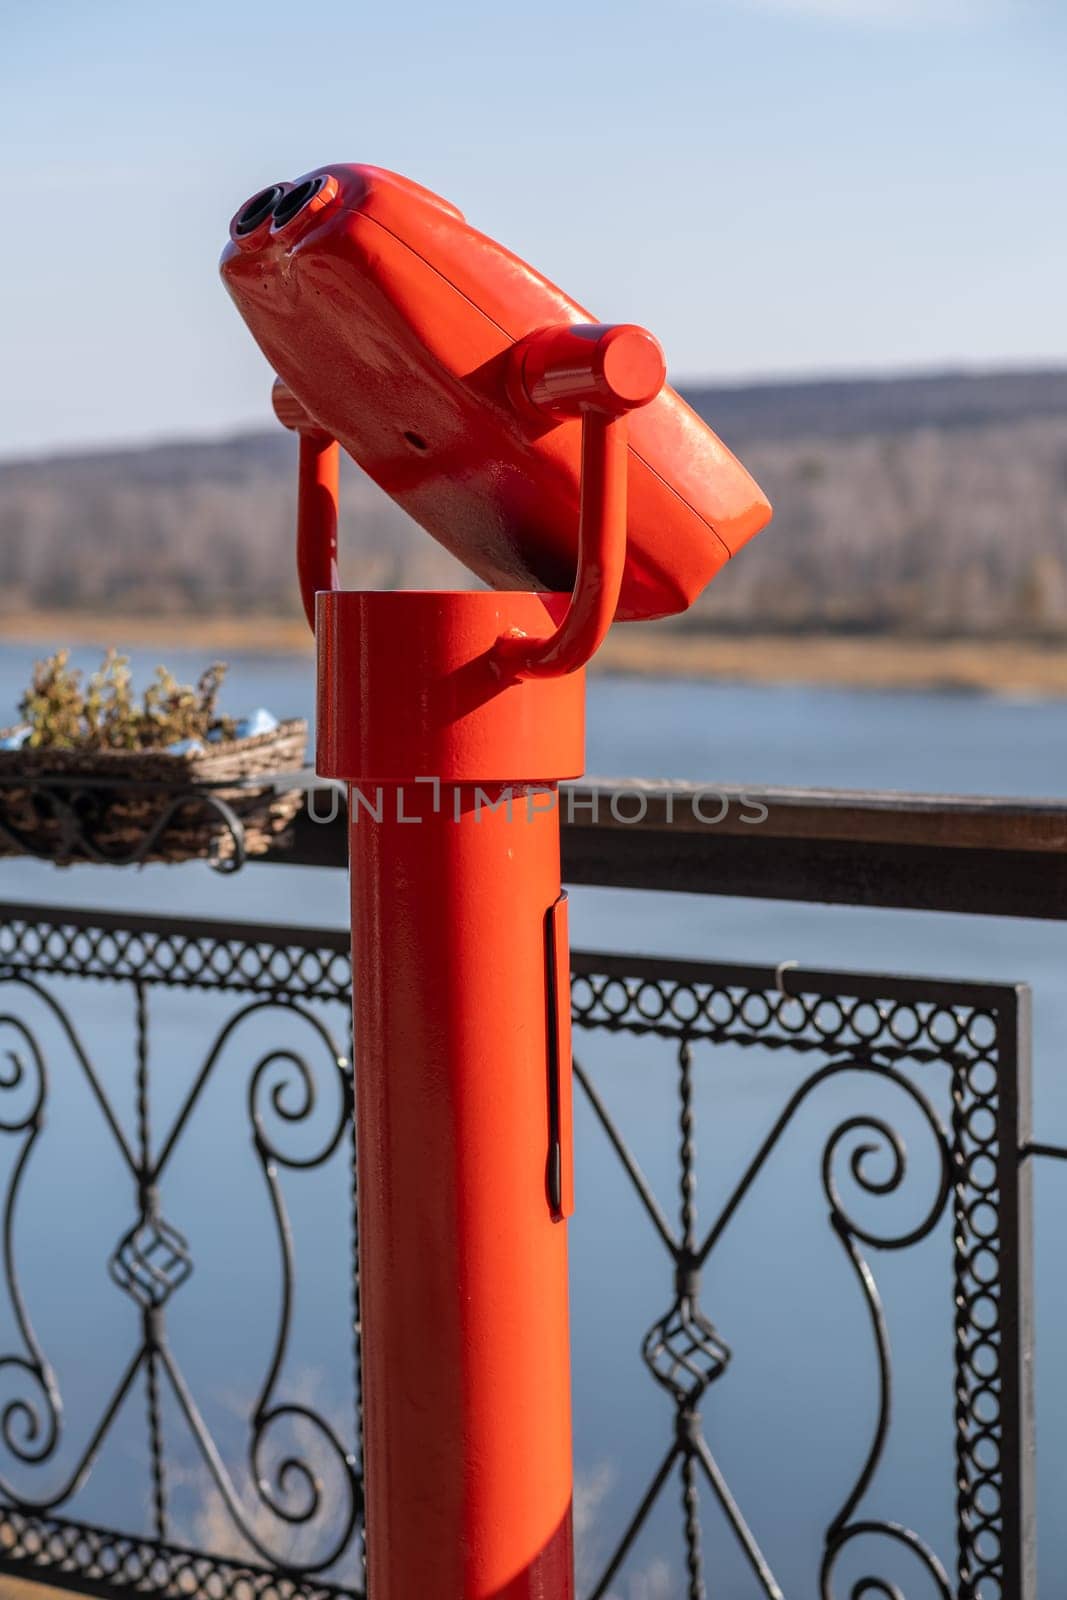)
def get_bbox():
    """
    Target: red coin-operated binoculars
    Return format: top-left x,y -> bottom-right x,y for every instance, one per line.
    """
221,165 -> 771,1600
